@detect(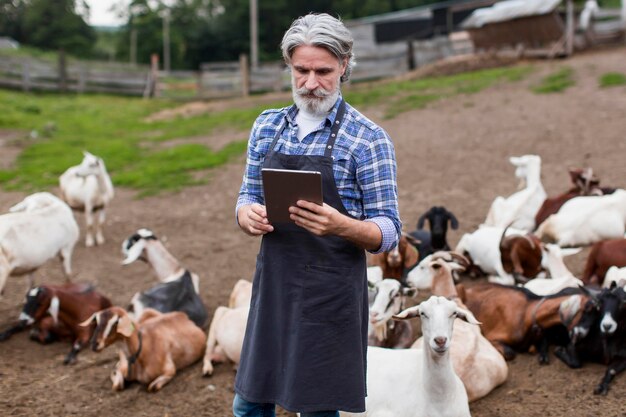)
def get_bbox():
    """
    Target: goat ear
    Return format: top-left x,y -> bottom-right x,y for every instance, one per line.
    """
447,211 -> 459,230
401,287 -> 418,298
404,244 -> 419,270
48,296 -> 60,326
8,200 -> 28,213
455,306 -> 481,325
122,239 -> 146,265
393,305 -> 420,320
79,313 -> 98,327
367,266 -> 383,286
417,210 -> 430,229
116,314 -> 135,337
